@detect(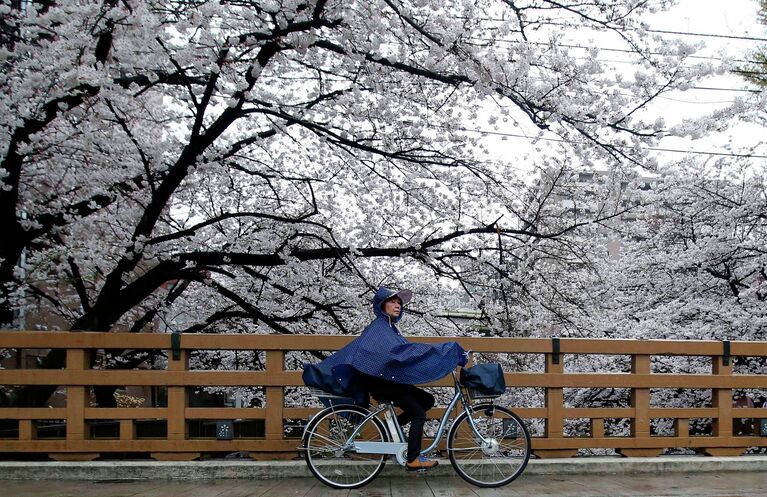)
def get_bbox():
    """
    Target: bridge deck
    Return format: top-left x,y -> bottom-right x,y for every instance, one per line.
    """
2,472 -> 765,497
